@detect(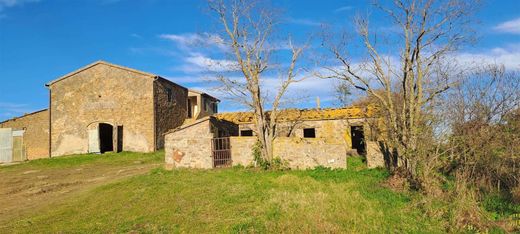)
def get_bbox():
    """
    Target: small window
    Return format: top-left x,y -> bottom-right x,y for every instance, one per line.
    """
212,102 -> 218,113
166,88 -> 172,102
240,130 -> 253,136
204,99 -> 208,111
303,128 -> 316,138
